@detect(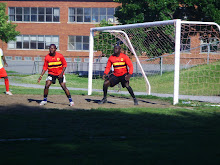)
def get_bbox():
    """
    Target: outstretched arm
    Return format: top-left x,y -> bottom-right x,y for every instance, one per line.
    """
2,55 -> 8,67
125,56 -> 133,81
37,69 -> 46,83
103,57 -> 112,79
